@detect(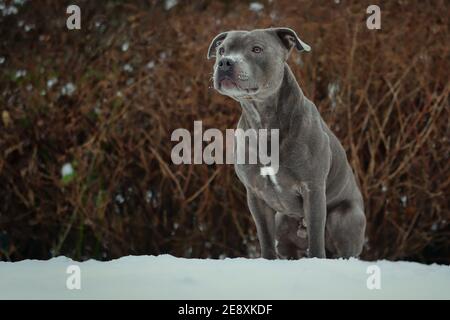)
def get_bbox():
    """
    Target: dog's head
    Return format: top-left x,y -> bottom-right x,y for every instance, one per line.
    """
207,27 -> 310,100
